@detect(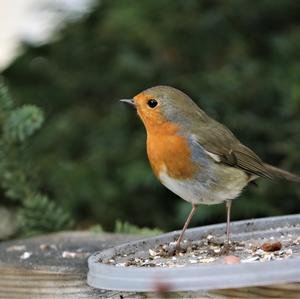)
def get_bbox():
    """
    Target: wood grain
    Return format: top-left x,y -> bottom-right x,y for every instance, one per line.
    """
0,232 -> 299,298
